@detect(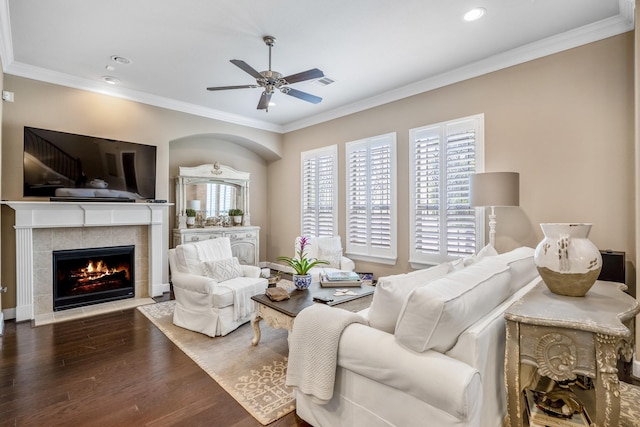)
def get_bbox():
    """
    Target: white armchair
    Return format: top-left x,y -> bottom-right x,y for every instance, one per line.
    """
168,237 -> 268,337
293,236 -> 355,283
